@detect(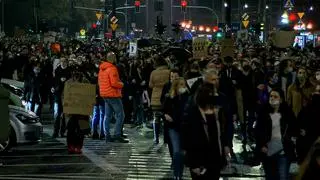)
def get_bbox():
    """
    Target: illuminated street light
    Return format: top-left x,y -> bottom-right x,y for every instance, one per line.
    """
307,23 -> 313,29
199,26 -> 204,31
205,27 -> 211,32
185,24 -> 191,29
244,4 -> 248,9
266,5 -> 269,9
310,6 -> 314,11
224,2 -> 228,7
181,22 -> 186,28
